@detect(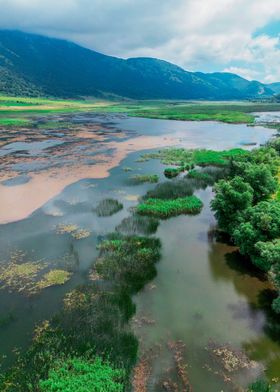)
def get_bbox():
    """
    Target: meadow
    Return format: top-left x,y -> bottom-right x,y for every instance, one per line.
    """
1,95 -> 280,126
